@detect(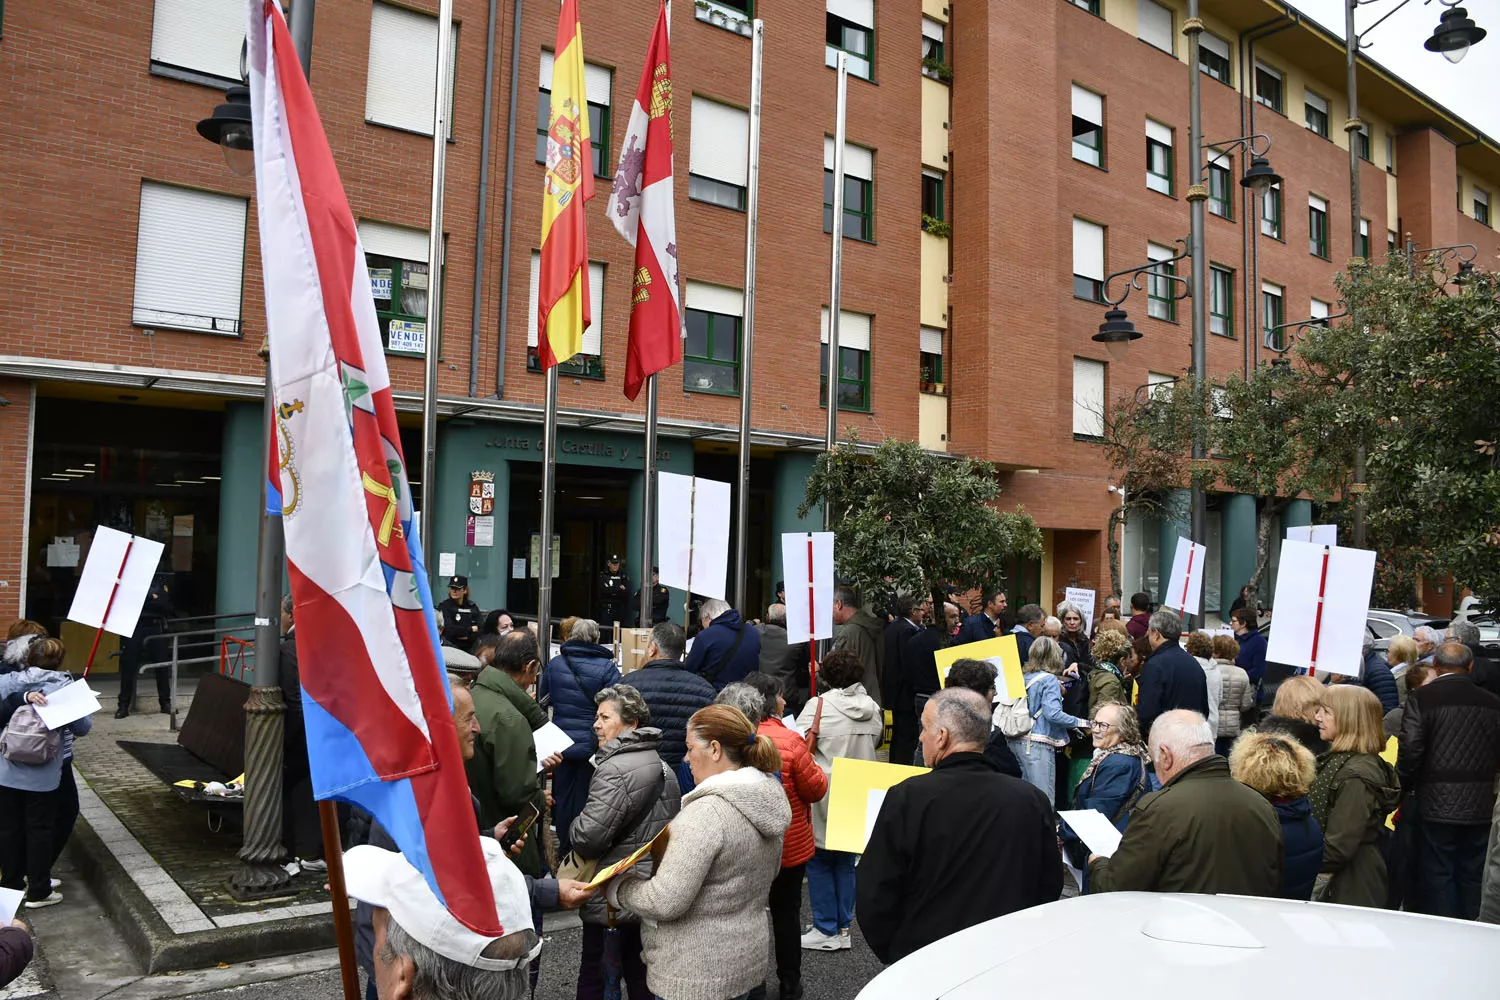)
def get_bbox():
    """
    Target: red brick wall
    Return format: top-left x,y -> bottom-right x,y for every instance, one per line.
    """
0,381 -> 33,619
1395,128 -> 1459,250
